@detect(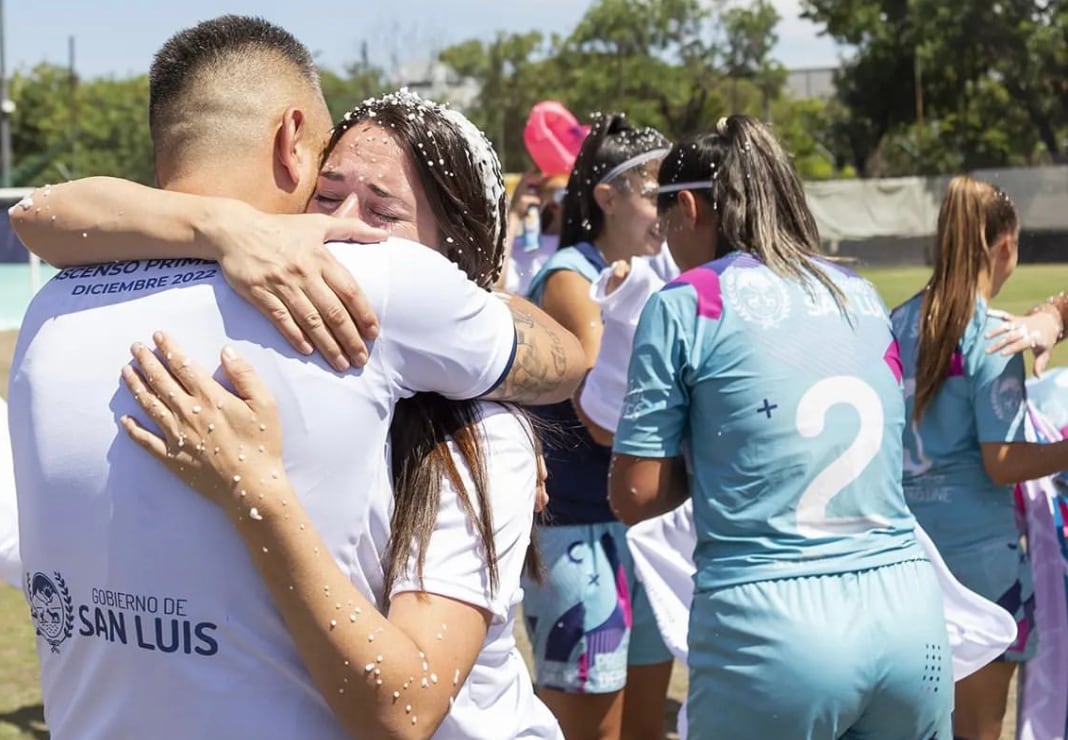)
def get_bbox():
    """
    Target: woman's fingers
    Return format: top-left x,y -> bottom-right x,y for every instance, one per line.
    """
152,332 -> 223,399
248,285 -> 315,356
1034,348 -> 1052,378
121,364 -> 182,446
120,413 -> 176,461
220,345 -> 276,413
128,342 -> 189,411
323,265 -> 379,345
273,279 -> 349,372
318,213 -> 387,245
